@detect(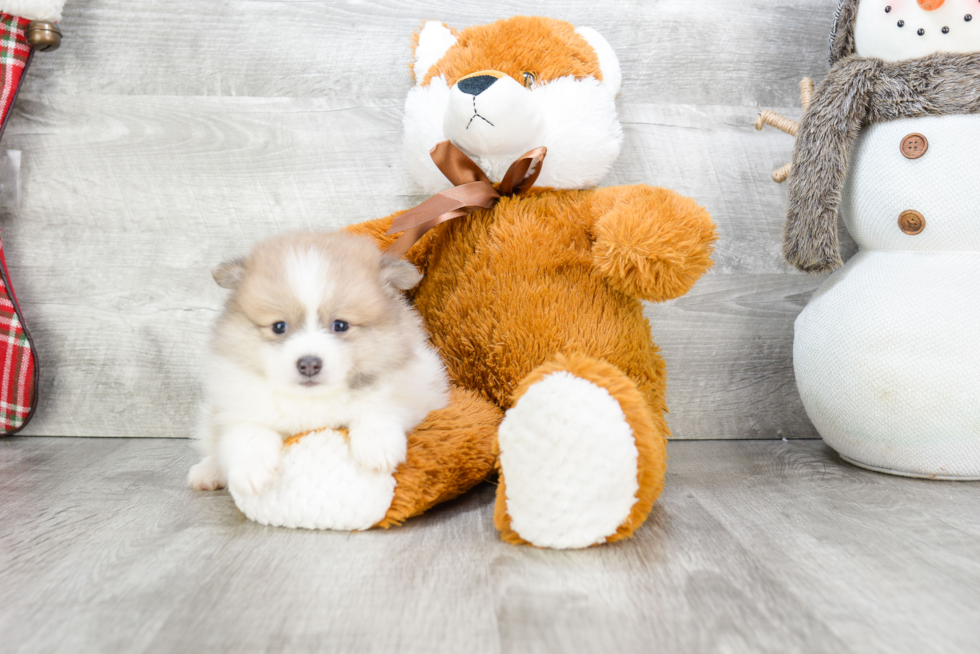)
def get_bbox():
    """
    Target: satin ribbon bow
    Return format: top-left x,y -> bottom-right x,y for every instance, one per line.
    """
385,141 -> 547,257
